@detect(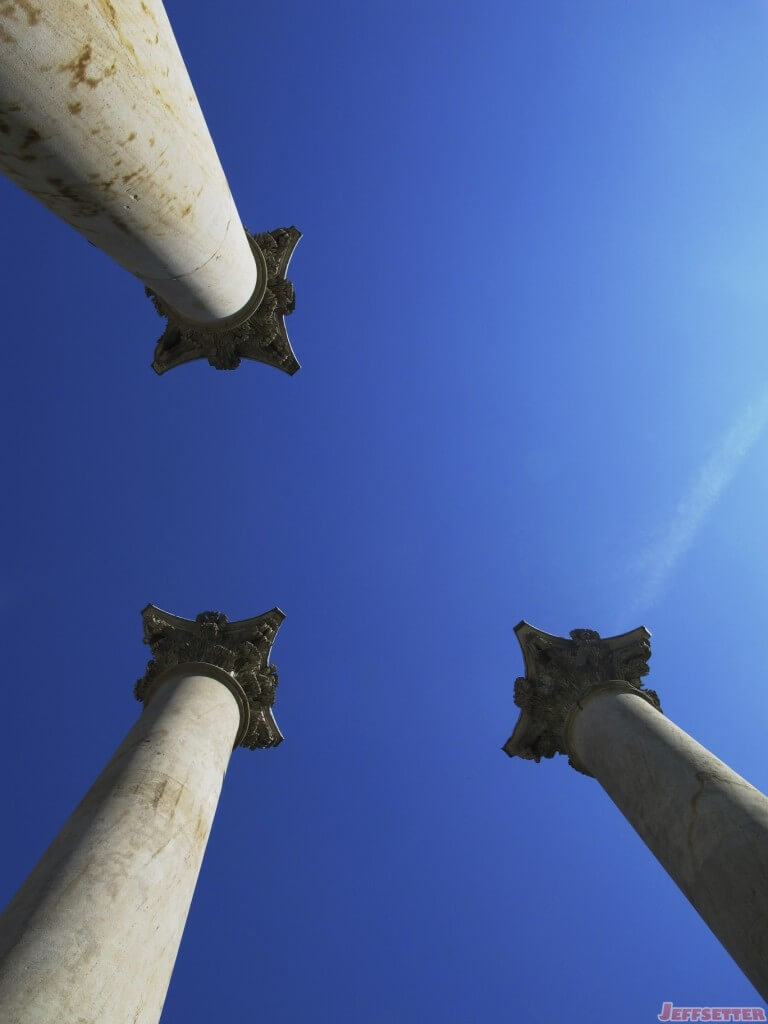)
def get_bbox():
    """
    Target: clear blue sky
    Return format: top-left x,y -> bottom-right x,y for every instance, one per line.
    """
1,1 -> 768,1020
